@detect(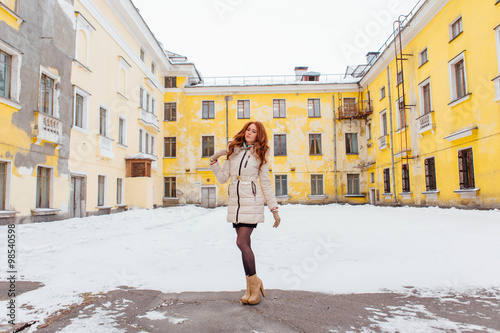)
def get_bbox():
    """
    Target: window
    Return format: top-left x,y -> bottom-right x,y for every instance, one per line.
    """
151,98 -> 156,115
274,134 -> 287,156
139,87 -> 144,109
99,107 -> 108,137
202,101 -> 215,119
402,164 -> 410,192
420,80 -> 432,115
73,86 -> 90,130
345,133 -> 358,154
139,129 -> 143,152
164,102 -> 177,121
455,60 -> 466,99
97,175 -> 105,206
366,121 -> 372,141
397,97 -> 406,130
0,162 -> 7,210
343,97 -> 356,113
164,137 -> 176,157
424,157 -> 437,191
74,93 -> 84,128
40,73 -> 55,116
419,48 -> 428,66
140,48 -> 145,62
309,134 -> 322,155
370,172 -> 375,183
118,57 -> 130,96
164,76 -> 177,88
118,116 -> 127,146
150,136 -> 155,156
450,16 -> 463,41
273,99 -> 286,118
458,148 -> 475,189
164,177 -> 176,197
237,100 -> 250,119
449,53 -> 468,102
383,168 -> 391,193
380,110 -> 388,136
145,133 -> 149,154
151,62 -> 156,74
146,92 -> 150,112
0,51 -> 12,99
311,174 -> 324,195
36,167 -> 51,208
396,71 -> 403,86
379,86 -> 385,100
275,175 -> 288,196
347,174 -> 360,195
308,99 -> 321,117
116,178 -> 123,205
202,136 -> 214,157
